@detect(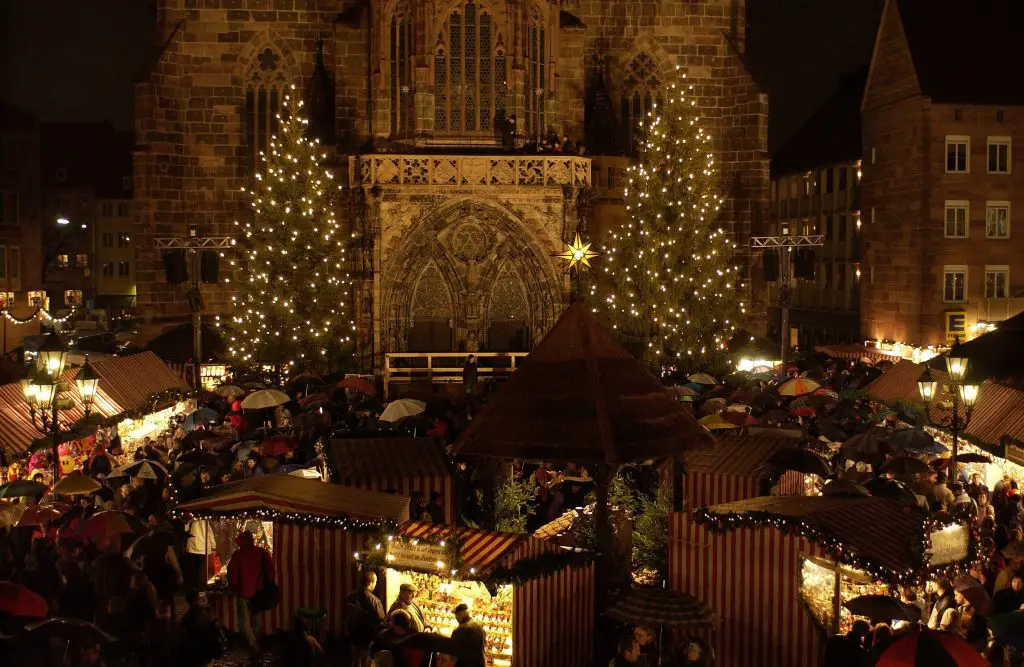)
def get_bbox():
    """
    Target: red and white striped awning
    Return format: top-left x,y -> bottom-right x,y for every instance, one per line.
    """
815,344 -> 901,363
399,521 -> 558,576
